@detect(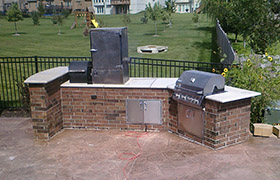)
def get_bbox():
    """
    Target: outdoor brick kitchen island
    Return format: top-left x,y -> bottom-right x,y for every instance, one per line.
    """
25,67 -> 261,150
